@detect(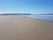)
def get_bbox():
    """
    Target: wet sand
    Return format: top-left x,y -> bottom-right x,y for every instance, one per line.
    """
0,16 -> 53,40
